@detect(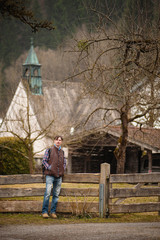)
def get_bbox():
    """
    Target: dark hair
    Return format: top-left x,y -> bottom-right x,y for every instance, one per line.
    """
54,135 -> 63,141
